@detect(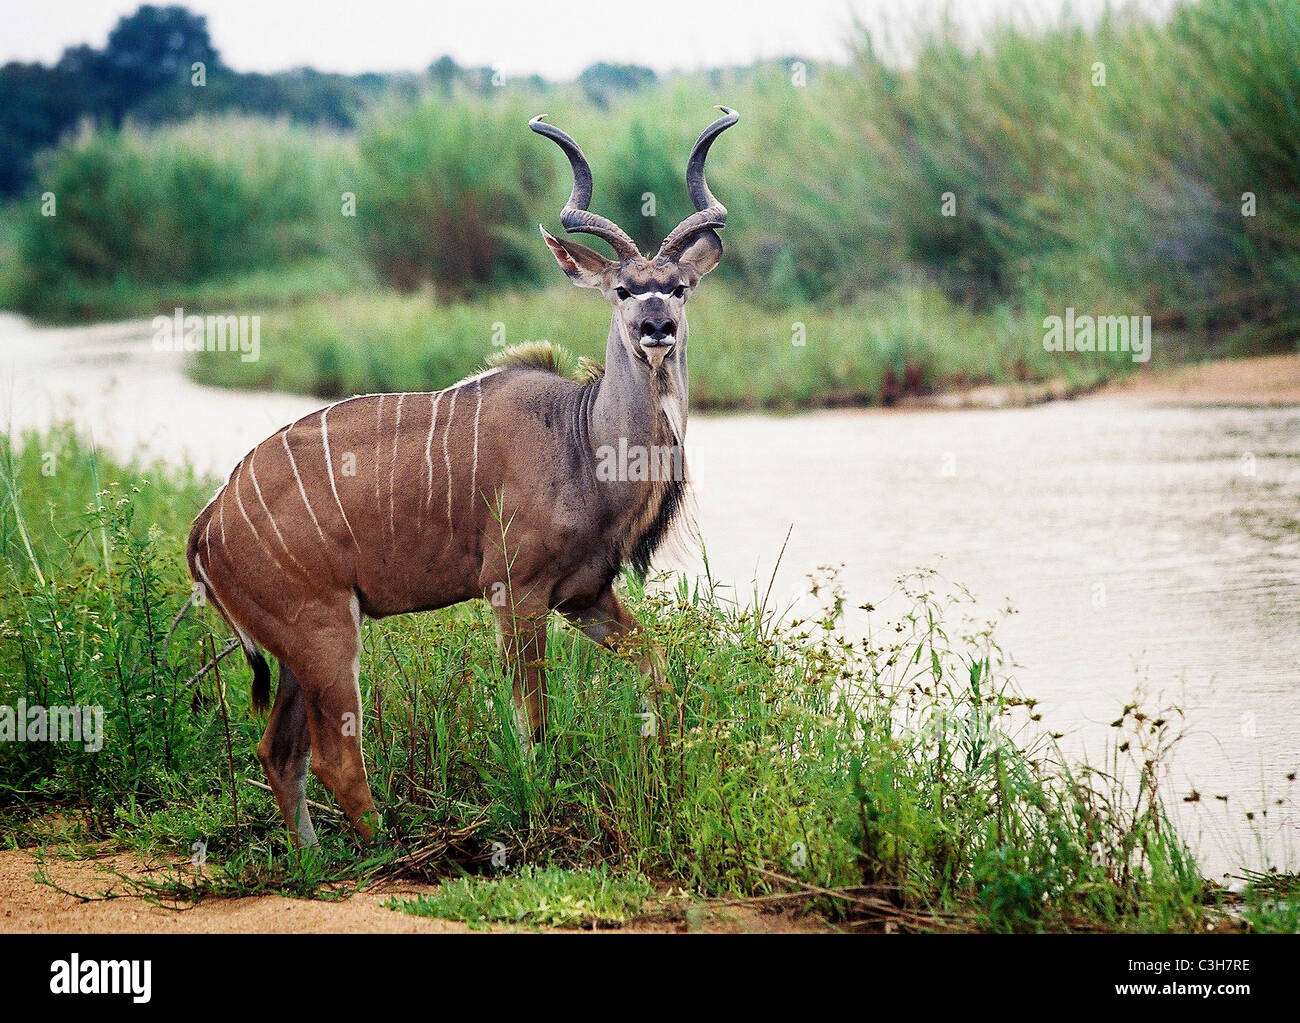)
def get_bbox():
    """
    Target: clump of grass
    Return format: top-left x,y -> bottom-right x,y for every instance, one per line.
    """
1234,872 -> 1300,933
0,425 -> 1279,932
388,865 -> 653,929
9,116 -> 362,321
355,94 -> 552,293
185,282 -> 1120,409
